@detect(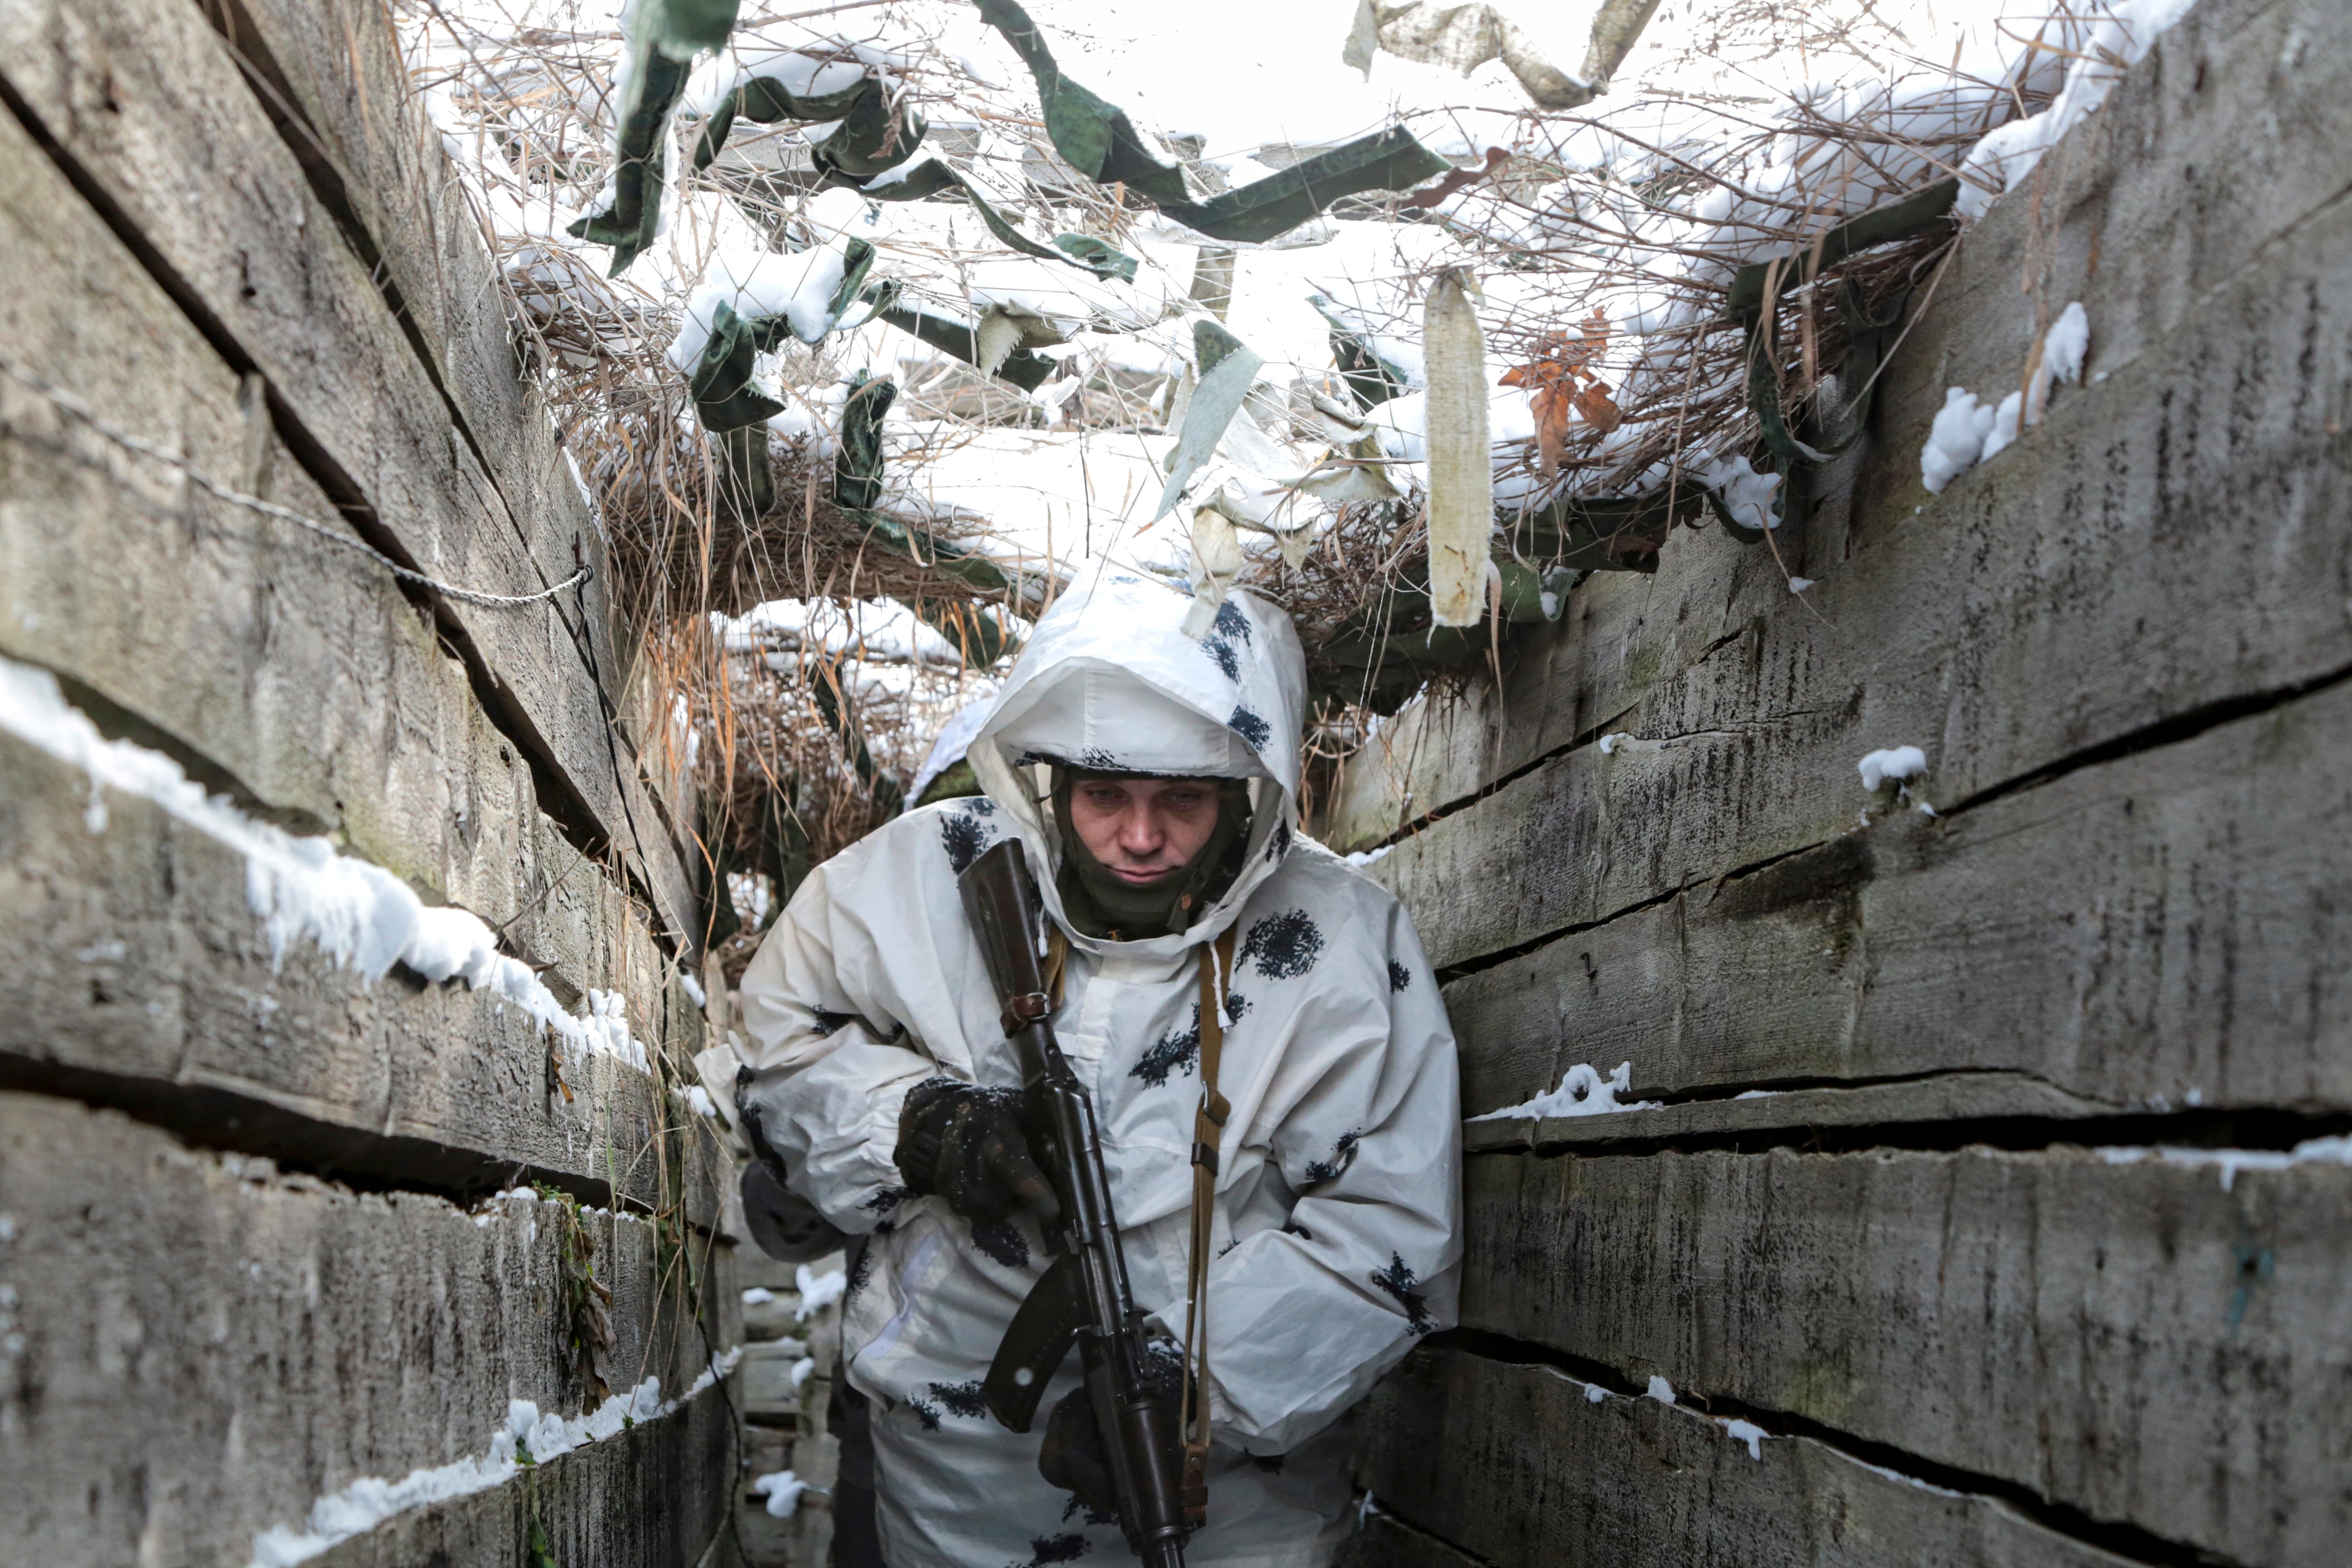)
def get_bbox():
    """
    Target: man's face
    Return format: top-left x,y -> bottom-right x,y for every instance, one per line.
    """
1066,776 -> 1223,884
